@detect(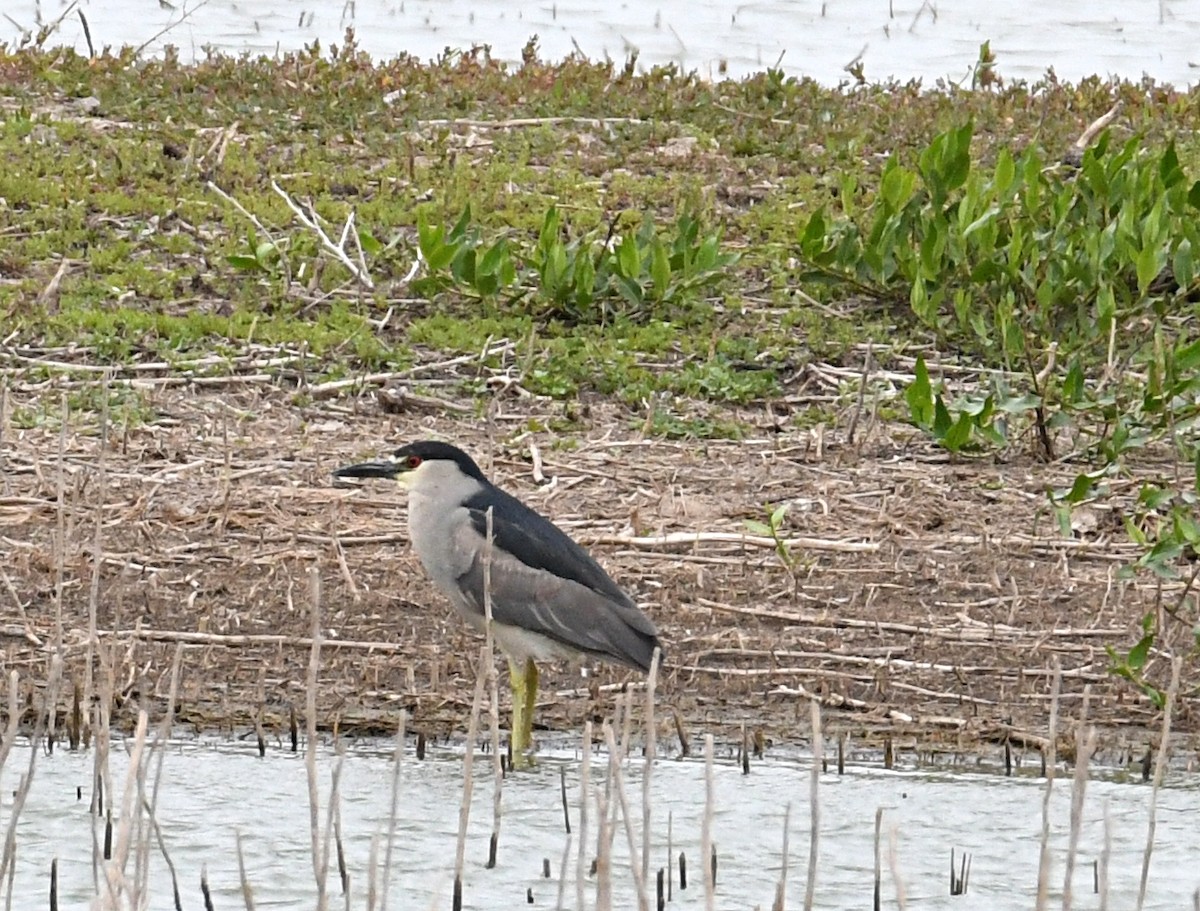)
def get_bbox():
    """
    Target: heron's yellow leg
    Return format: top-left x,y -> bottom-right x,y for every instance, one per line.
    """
507,658 -> 539,766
